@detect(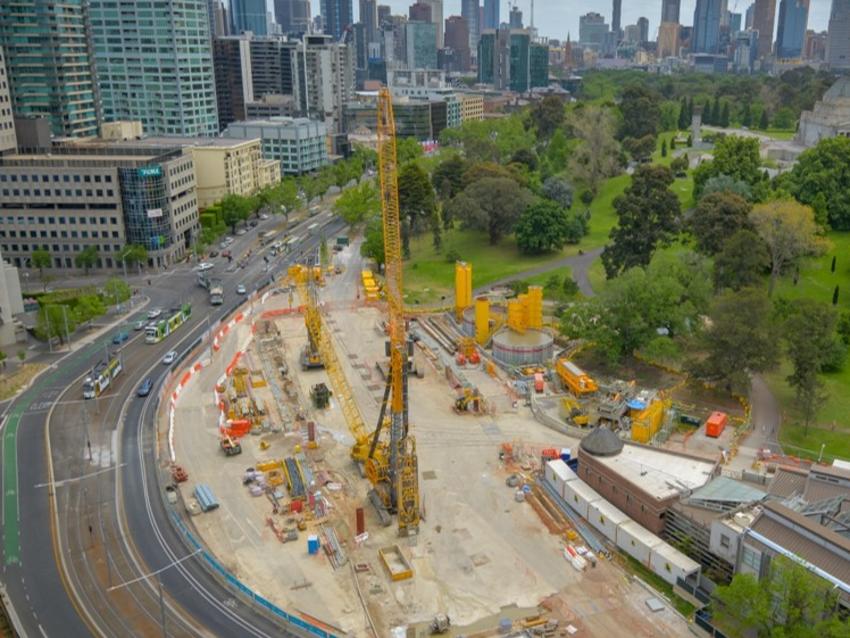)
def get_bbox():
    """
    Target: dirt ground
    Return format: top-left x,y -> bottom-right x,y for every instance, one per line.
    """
167,244 -> 694,638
